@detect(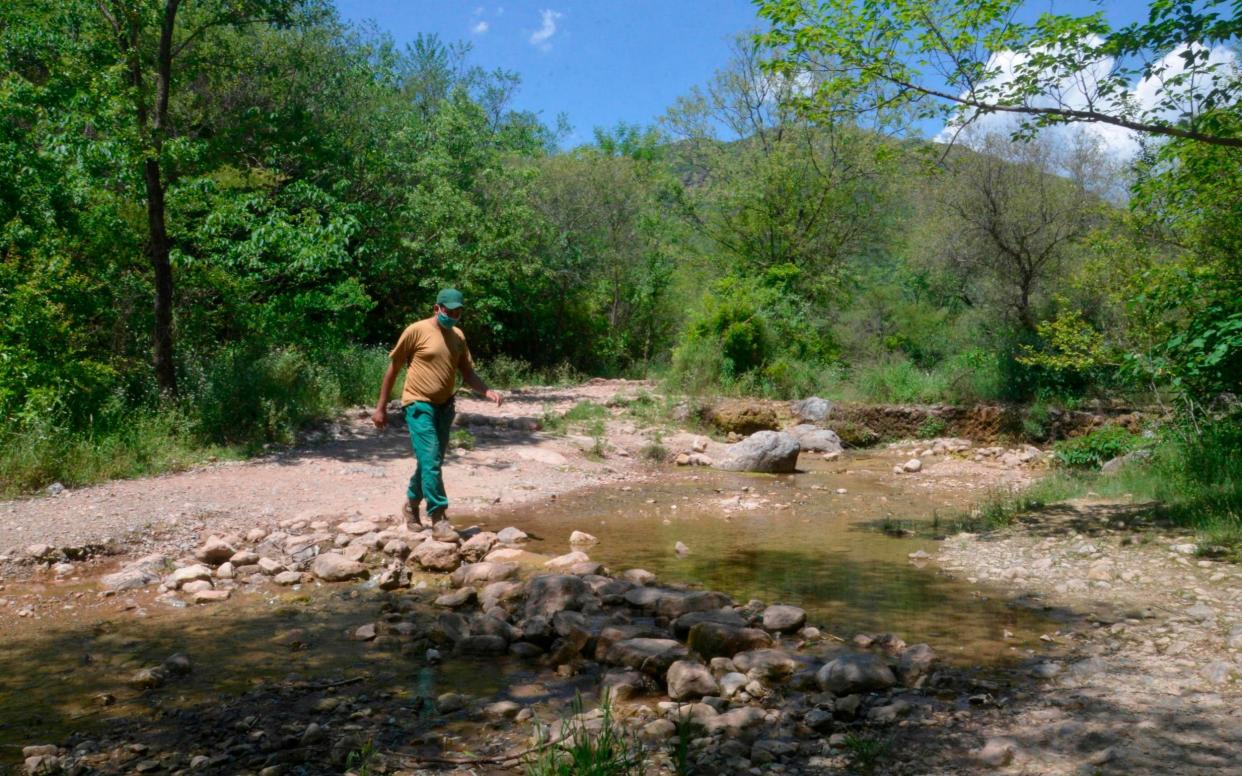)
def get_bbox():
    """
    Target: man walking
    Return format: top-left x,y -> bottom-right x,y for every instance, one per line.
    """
372,289 -> 501,527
